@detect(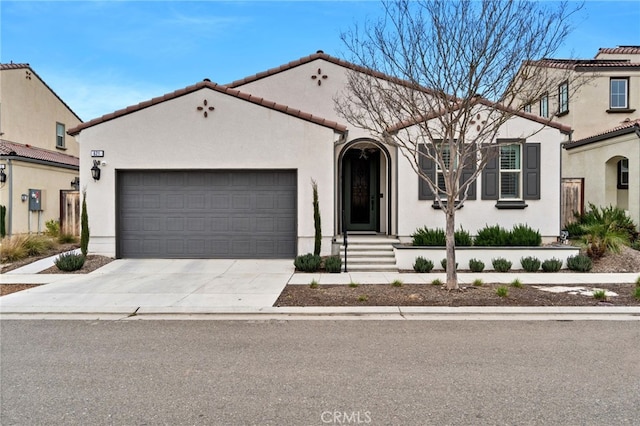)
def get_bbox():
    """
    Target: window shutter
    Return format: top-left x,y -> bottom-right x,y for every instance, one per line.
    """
523,143 -> 541,200
418,144 -> 435,200
481,155 -> 499,200
460,151 -> 477,200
